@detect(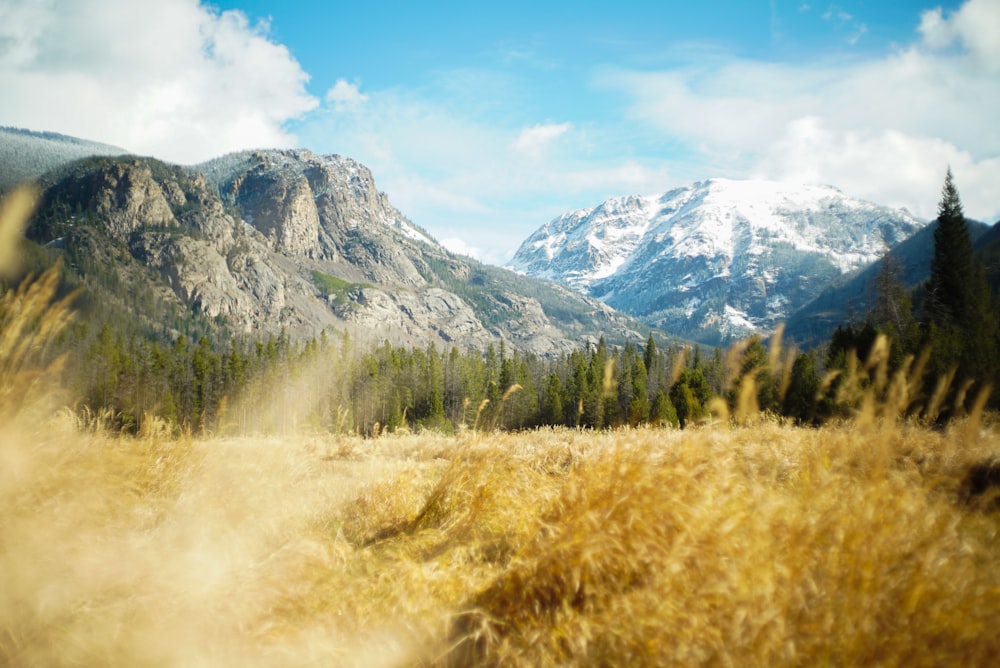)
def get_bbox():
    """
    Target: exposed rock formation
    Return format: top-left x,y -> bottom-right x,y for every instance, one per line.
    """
26,150 -> 649,354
